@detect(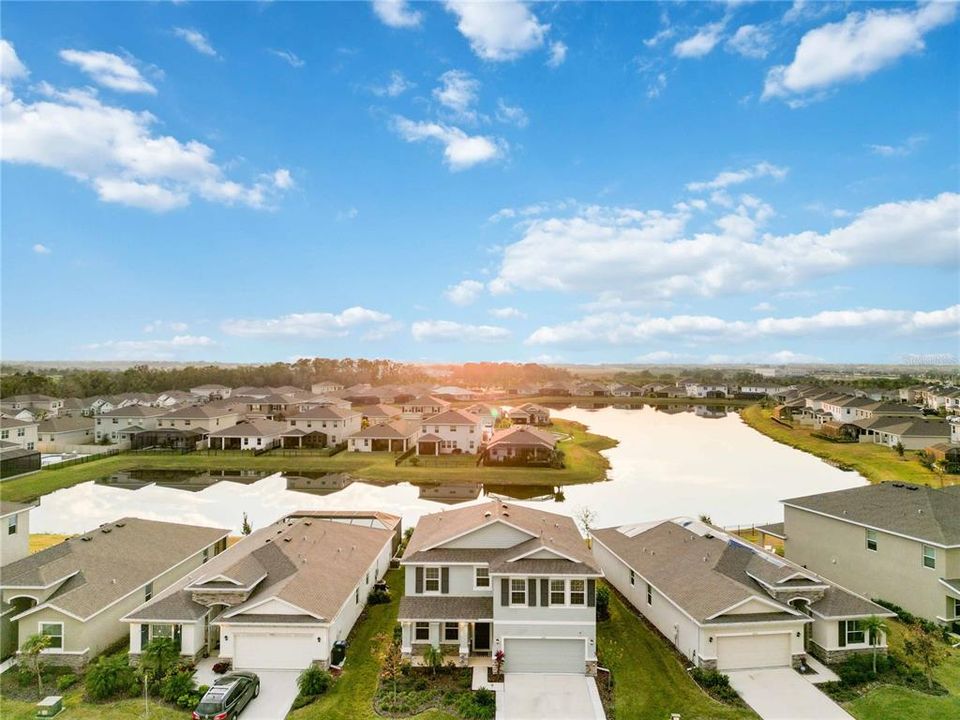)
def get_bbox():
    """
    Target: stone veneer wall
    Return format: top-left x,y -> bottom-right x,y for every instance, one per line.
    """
810,642 -> 883,665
